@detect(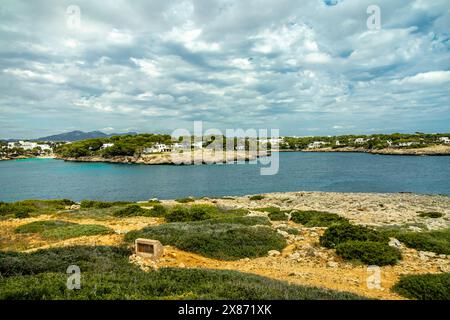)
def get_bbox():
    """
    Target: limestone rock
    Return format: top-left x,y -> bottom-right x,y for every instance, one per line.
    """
268,250 -> 281,257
